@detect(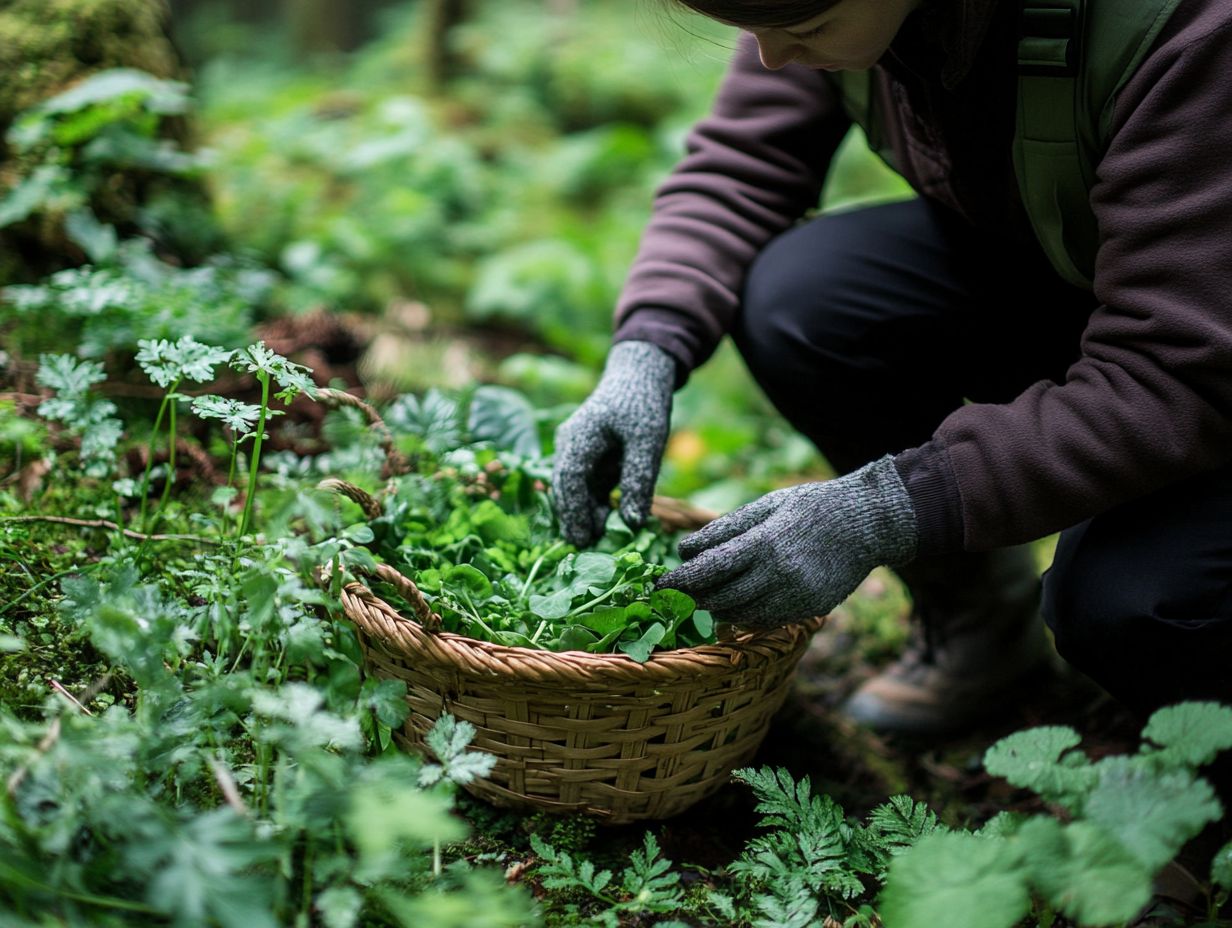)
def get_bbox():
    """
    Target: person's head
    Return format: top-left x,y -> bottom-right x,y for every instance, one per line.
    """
674,0 -> 924,71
